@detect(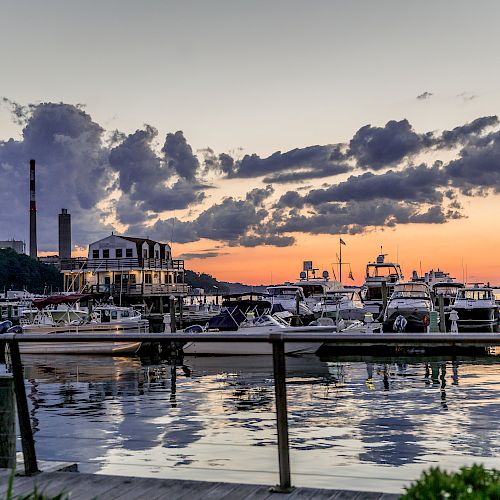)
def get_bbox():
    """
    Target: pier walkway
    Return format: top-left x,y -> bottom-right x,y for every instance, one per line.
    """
0,470 -> 400,499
